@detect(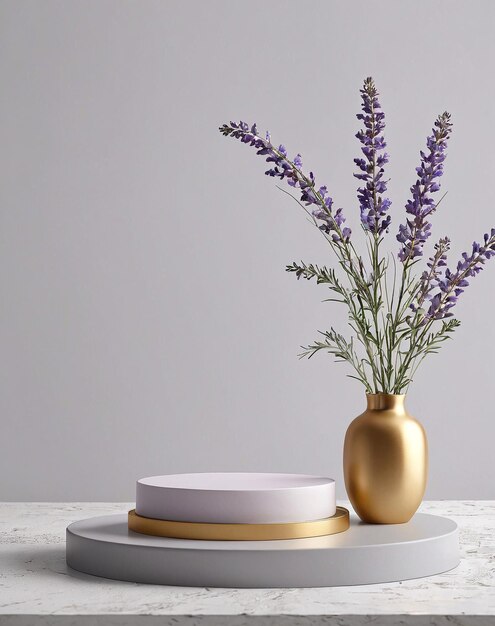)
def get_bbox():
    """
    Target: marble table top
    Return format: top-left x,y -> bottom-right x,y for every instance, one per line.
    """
0,501 -> 493,625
